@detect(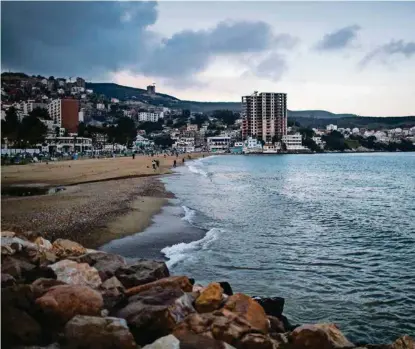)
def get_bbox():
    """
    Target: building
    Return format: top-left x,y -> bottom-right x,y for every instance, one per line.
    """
147,84 -> 156,95
138,112 -> 160,122
282,133 -> 305,150
326,124 -> 338,132
20,100 -> 48,116
76,77 -> 86,88
207,136 -> 231,153
44,136 -> 92,153
187,124 -> 199,132
243,137 -> 263,153
135,135 -> 154,149
96,103 -> 106,110
48,99 -> 79,133
241,91 -> 287,143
